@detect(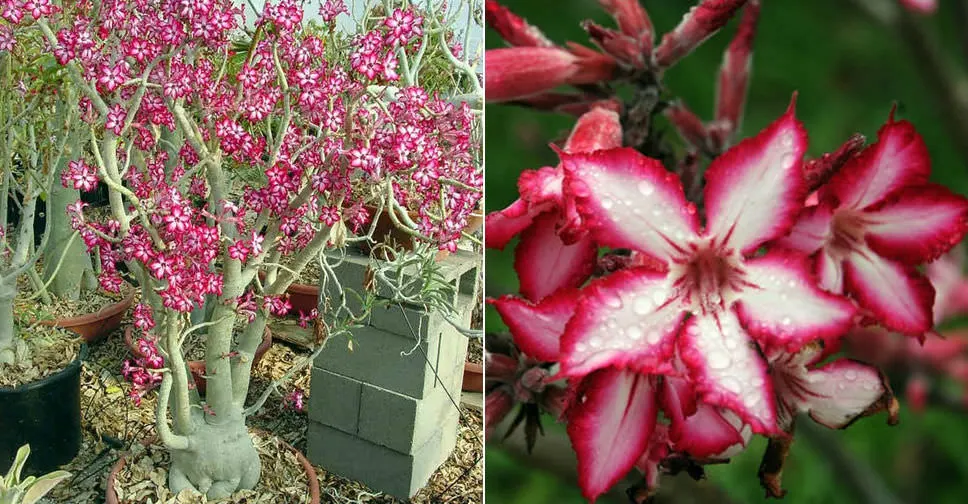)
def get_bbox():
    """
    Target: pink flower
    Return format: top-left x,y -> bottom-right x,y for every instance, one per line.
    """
0,26 -> 14,52
760,342 -> 899,496
284,388 -> 305,411
264,295 -> 292,316
105,103 -> 127,135
319,0 -> 347,23
558,98 -> 856,439
383,8 -> 423,46
487,106 -> 621,302
133,303 -> 156,331
61,159 -> 99,192
779,113 -> 968,338
97,60 -> 130,92
298,309 -> 318,328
